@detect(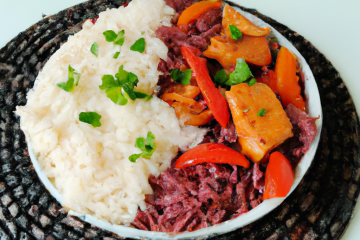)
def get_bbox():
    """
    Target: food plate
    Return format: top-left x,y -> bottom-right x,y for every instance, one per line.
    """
23,3 -> 322,239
